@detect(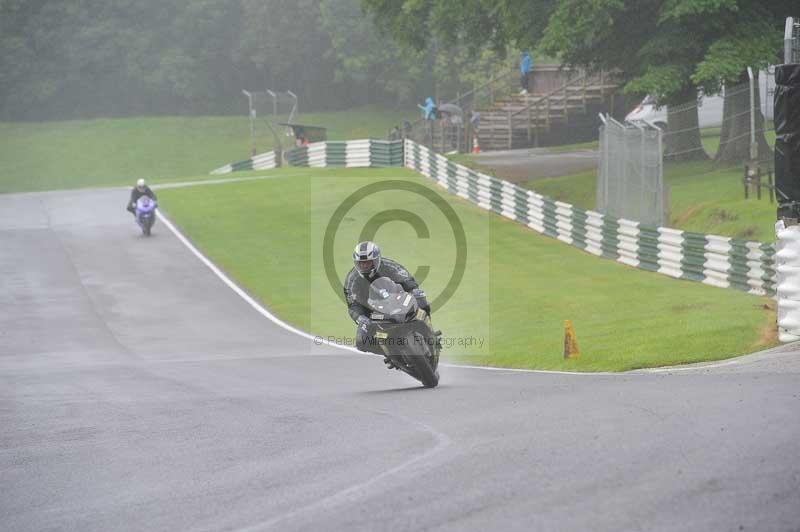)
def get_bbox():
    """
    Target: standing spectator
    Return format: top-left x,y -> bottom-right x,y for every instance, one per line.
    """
294,126 -> 306,147
520,51 -> 533,95
402,119 -> 412,138
470,111 -> 481,129
420,97 -> 438,120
